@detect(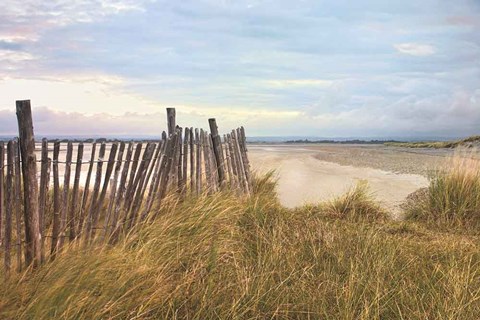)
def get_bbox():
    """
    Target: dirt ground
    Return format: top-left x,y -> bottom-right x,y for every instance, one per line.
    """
248,144 -> 458,218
